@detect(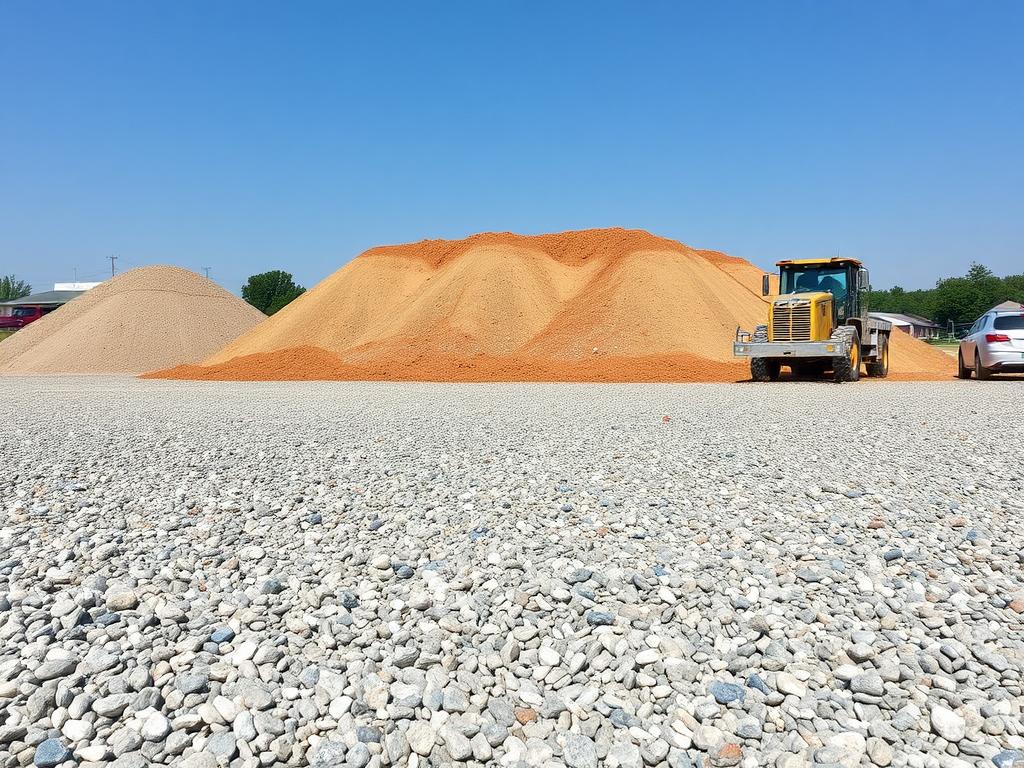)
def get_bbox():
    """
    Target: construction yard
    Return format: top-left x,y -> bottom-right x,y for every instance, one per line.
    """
1,376 -> 1021,768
